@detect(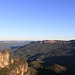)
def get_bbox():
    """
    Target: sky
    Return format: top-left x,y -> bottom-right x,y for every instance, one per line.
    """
0,0 -> 75,40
